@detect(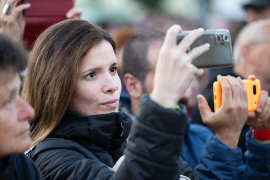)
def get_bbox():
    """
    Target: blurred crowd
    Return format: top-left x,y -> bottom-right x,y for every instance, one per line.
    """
0,0 -> 270,180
